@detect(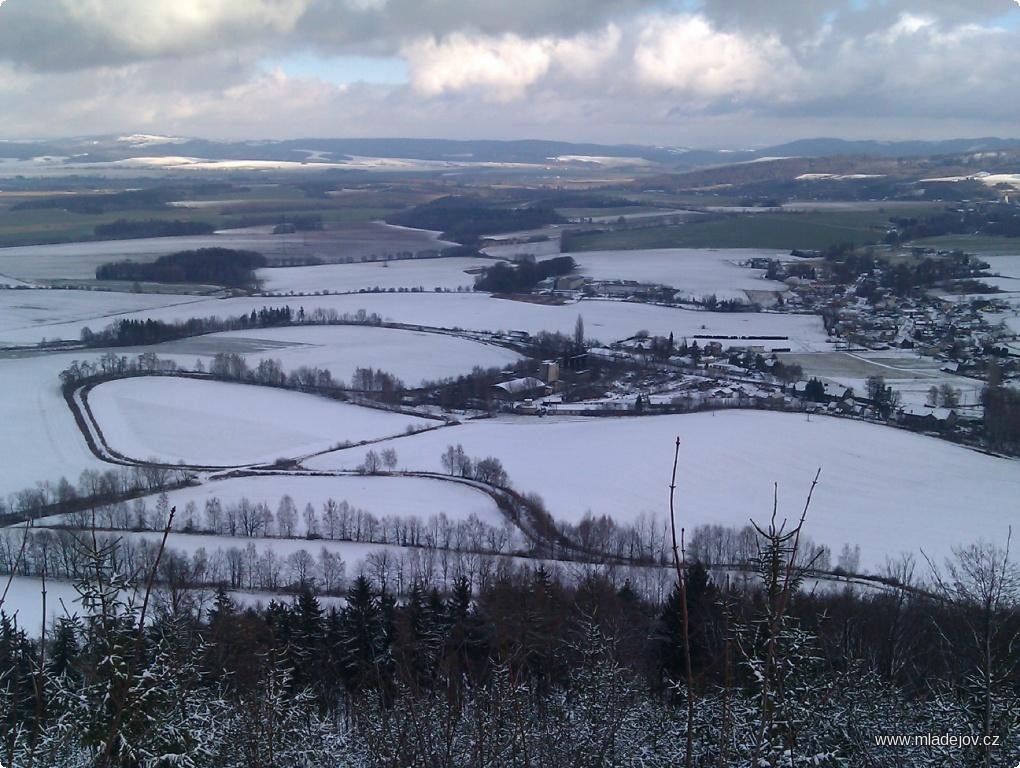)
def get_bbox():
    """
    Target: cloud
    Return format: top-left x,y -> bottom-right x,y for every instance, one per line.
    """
0,0 -> 308,70
65,0 -> 309,54
0,0 -> 1018,144
0,0 -> 650,70
404,33 -> 554,101
633,15 -> 802,103
403,25 -> 620,100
